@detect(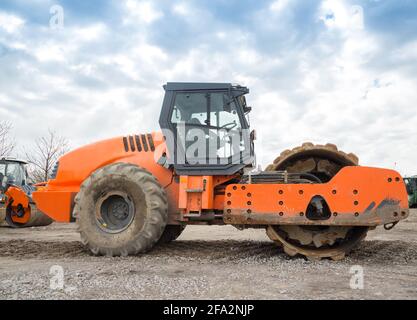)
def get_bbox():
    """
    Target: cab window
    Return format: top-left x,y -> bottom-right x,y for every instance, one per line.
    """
171,93 -> 208,126
0,162 -> 26,186
209,93 -> 241,129
170,91 -> 245,164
